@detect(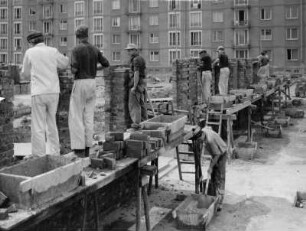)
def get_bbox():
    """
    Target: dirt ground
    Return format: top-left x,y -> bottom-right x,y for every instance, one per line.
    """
101,89 -> 306,231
